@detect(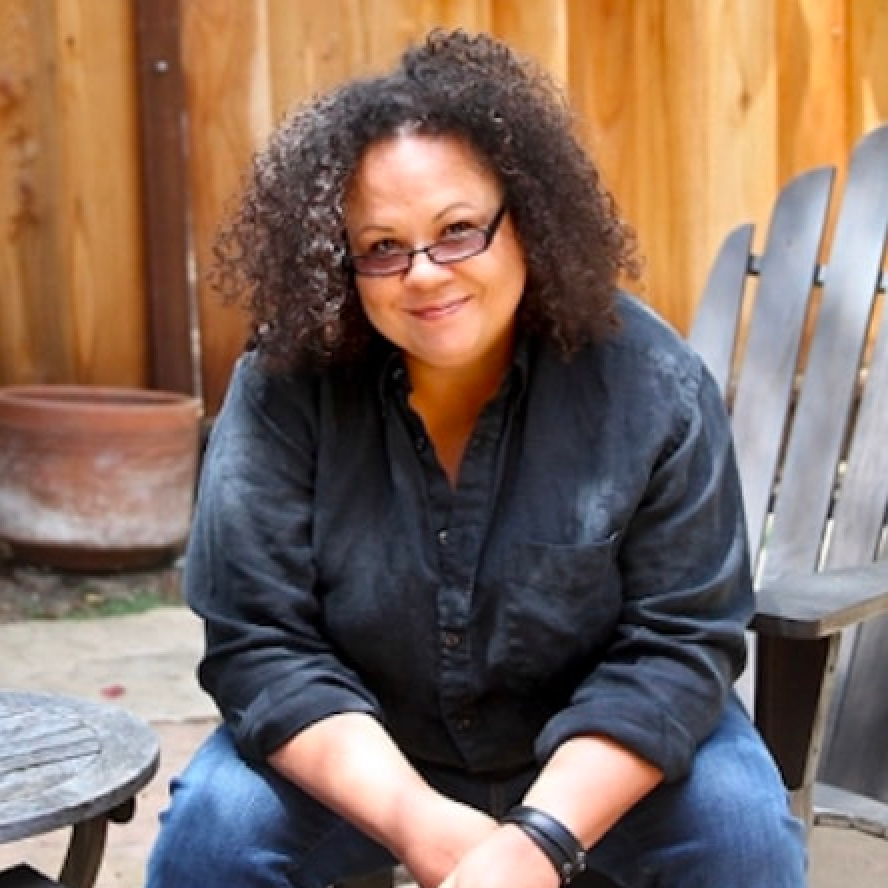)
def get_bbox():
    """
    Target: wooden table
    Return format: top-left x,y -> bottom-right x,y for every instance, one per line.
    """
0,690 -> 160,888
